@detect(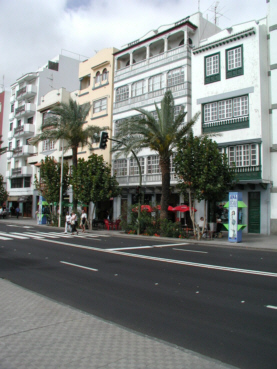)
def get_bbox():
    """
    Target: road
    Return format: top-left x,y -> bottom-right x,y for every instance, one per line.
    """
0,222 -> 276,369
